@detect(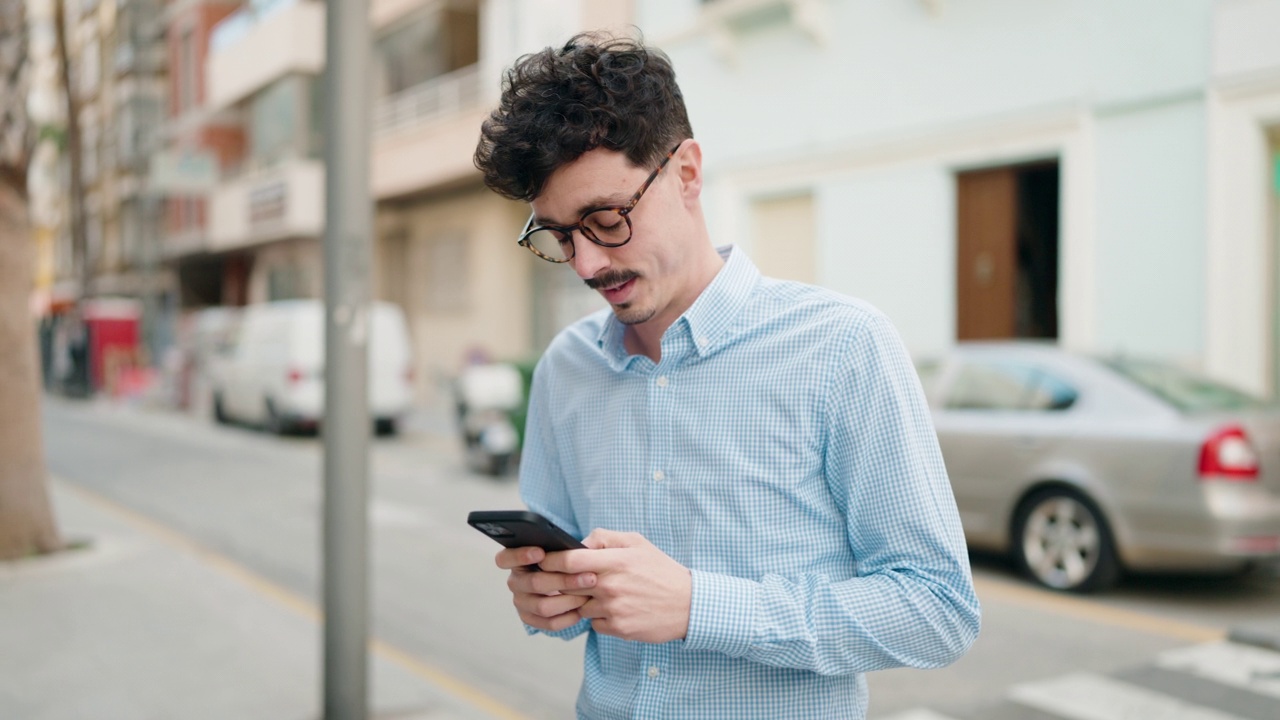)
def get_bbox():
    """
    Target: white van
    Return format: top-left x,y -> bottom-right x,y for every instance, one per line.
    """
210,300 -> 414,434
